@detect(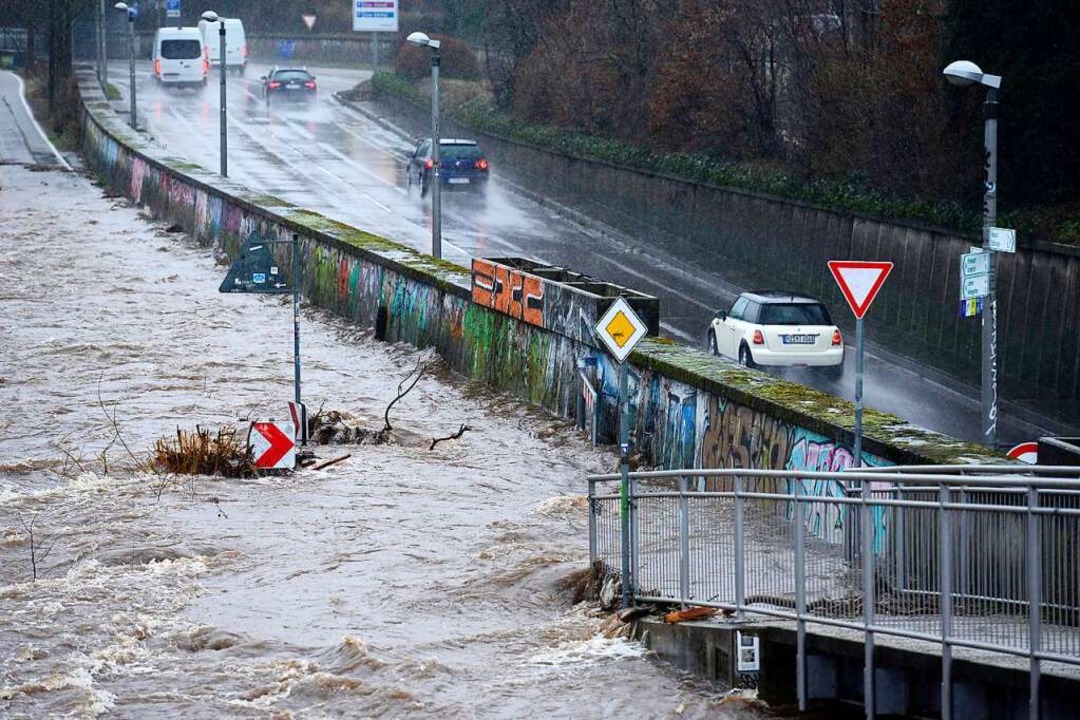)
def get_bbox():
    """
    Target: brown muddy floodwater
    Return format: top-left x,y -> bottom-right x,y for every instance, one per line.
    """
0,165 -> 771,719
